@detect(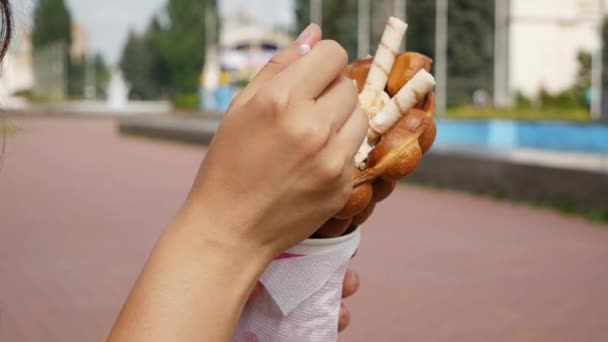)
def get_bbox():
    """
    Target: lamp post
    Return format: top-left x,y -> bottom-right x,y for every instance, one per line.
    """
358,0 -> 371,58
311,0 -> 322,29
435,0 -> 448,117
494,0 -> 512,108
591,0 -> 604,121
394,0 -> 407,50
